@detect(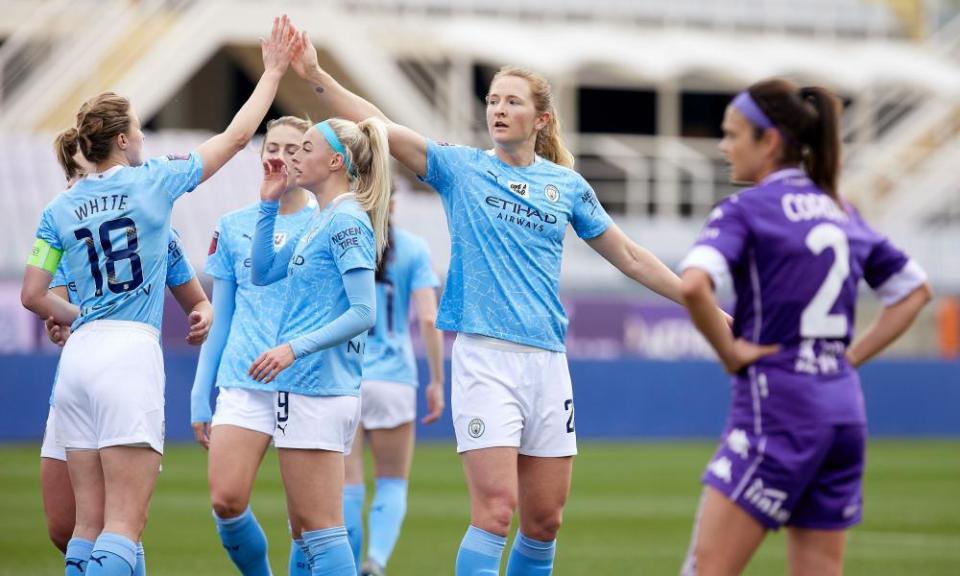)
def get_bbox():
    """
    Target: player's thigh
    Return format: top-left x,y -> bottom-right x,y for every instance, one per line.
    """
41,456 -> 75,551
99,445 -> 161,541
691,486 -> 767,576
786,527 -> 846,576
65,449 -> 105,540
516,454 -> 572,538
208,424 -> 271,506
367,422 -> 415,479
344,425 -> 365,485
279,448 -> 345,534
